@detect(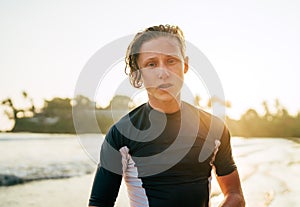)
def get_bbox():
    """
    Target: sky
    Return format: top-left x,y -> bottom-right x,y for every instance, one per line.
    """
0,0 -> 300,129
